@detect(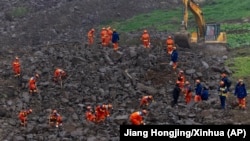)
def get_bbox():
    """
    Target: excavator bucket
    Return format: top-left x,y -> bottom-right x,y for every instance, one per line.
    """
174,24 -> 191,48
